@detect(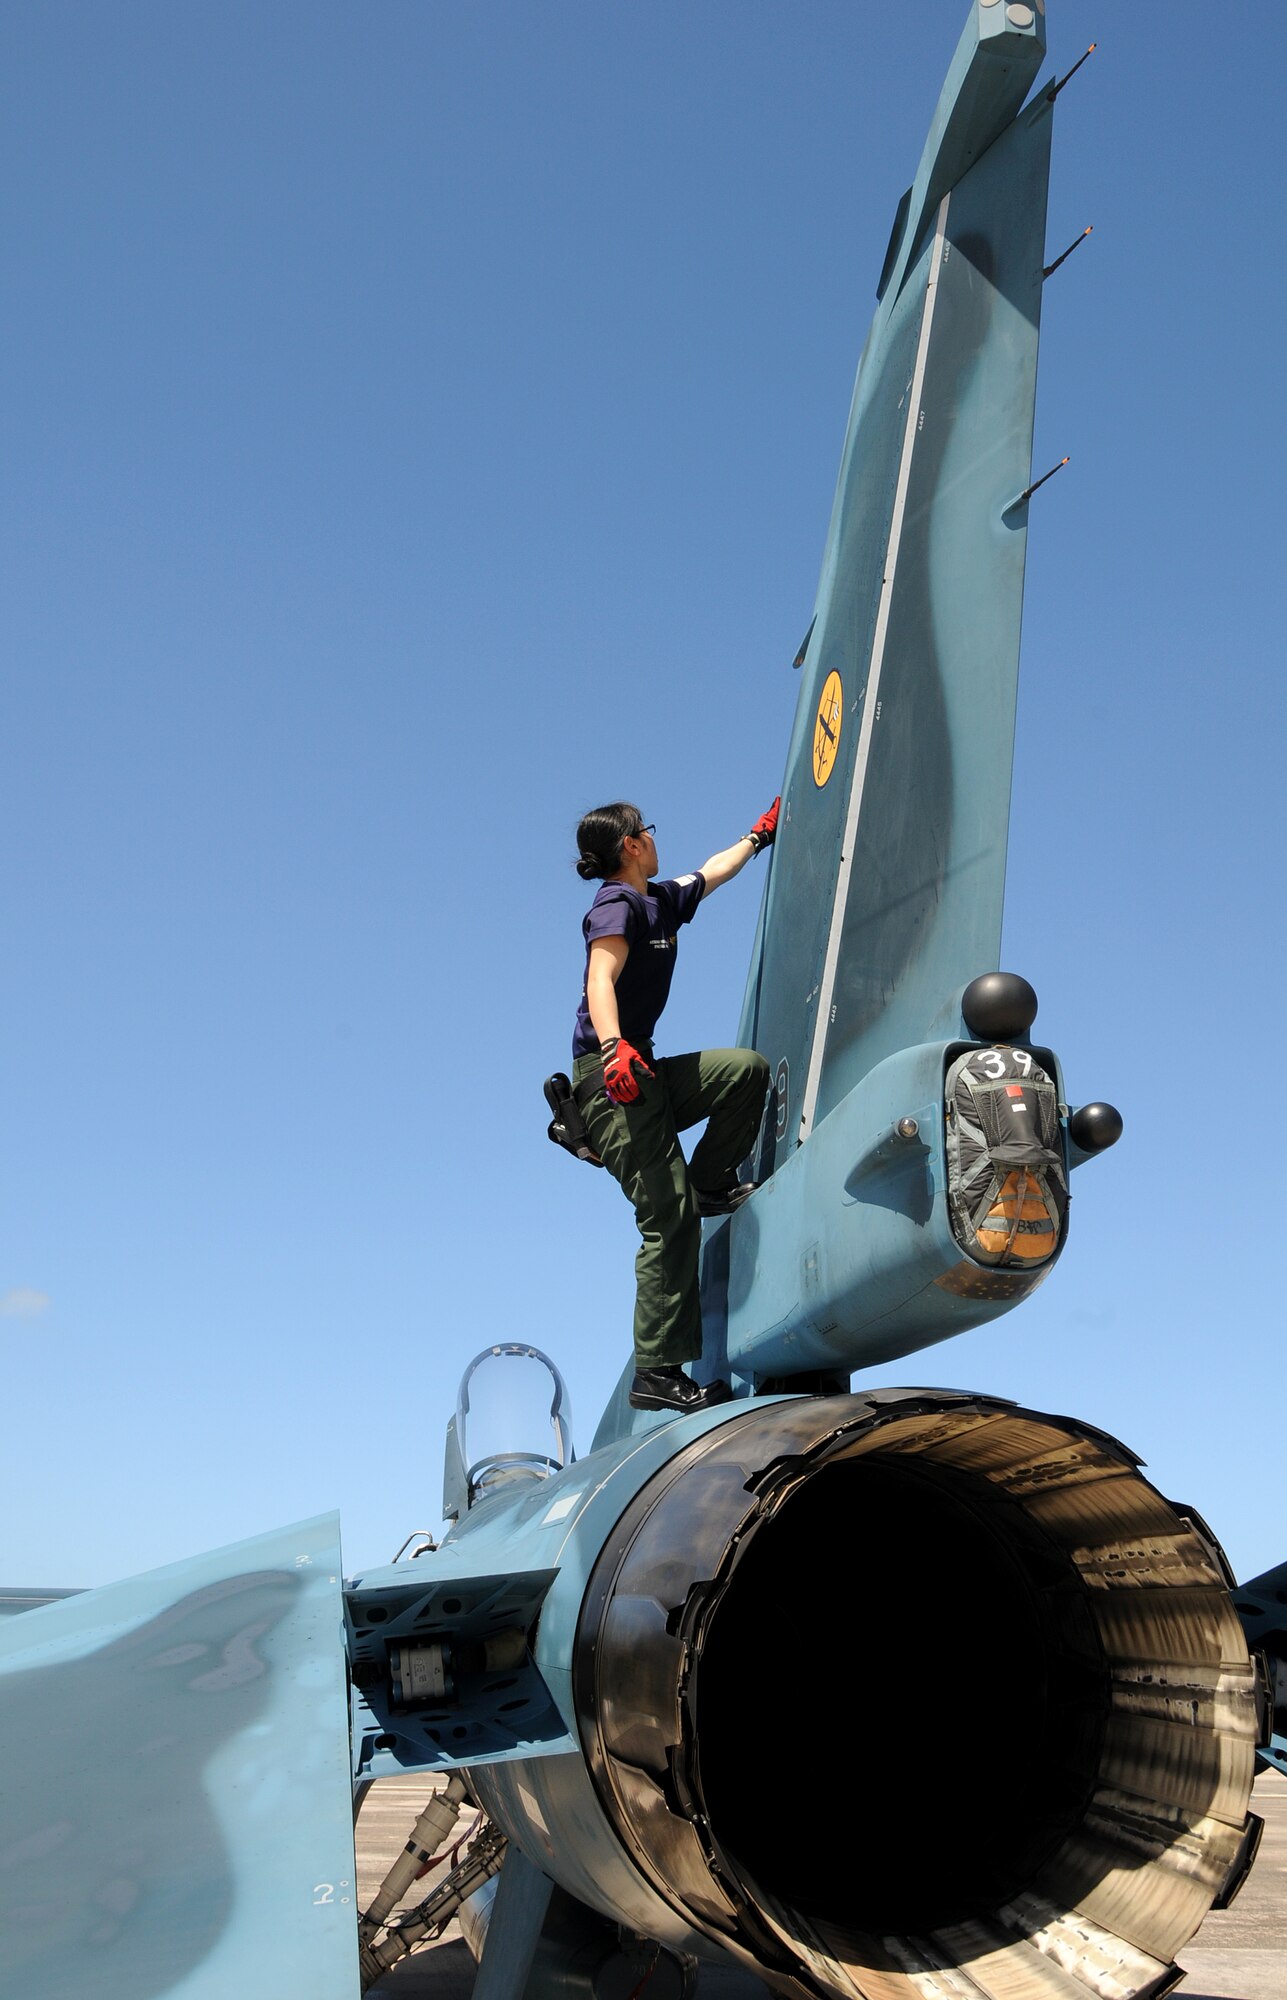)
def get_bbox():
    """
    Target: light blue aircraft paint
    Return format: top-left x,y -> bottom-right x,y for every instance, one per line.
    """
2,10 -> 1280,2000
0,1512 -> 356,1998
744,6 -> 1053,1153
